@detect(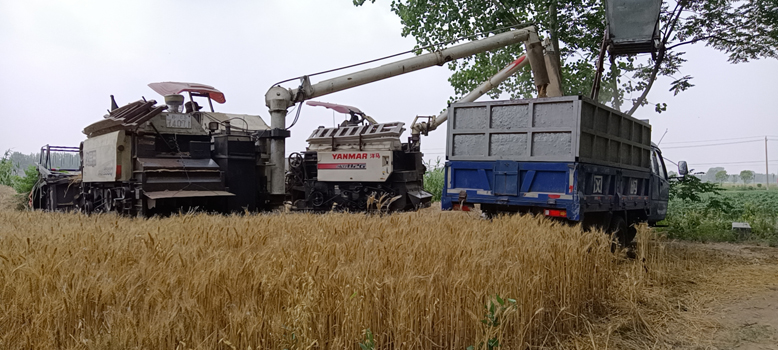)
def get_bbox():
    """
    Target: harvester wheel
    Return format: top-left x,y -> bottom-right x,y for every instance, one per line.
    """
310,191 -> 325,207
